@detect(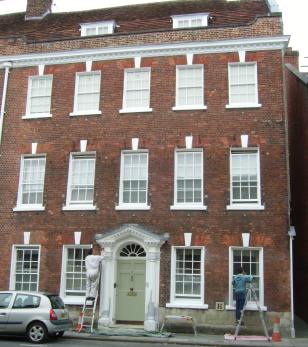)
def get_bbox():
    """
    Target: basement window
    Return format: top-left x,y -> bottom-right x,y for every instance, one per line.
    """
80,20 -> 116,36
171,13 -> 209,29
